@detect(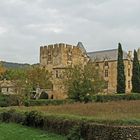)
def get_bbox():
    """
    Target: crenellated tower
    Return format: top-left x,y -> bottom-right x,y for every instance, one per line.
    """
40,42 -> 88,99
